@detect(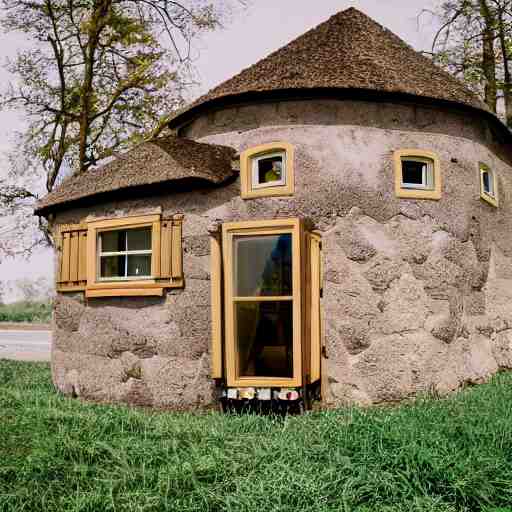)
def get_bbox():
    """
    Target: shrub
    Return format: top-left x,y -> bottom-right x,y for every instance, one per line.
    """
0,301 -> 52,323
